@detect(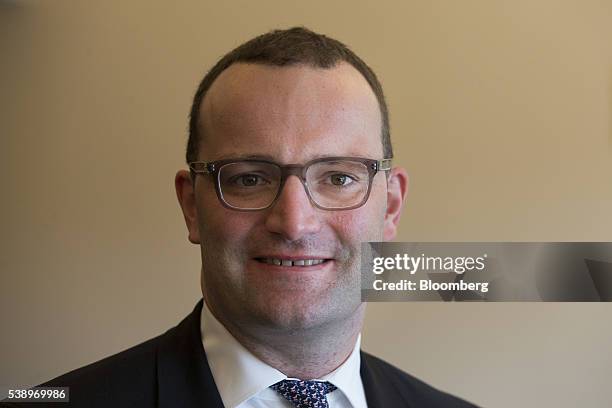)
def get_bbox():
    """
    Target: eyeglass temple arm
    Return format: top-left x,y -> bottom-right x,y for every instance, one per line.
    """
378,159 -> 392,171
188,162 -> 215,174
